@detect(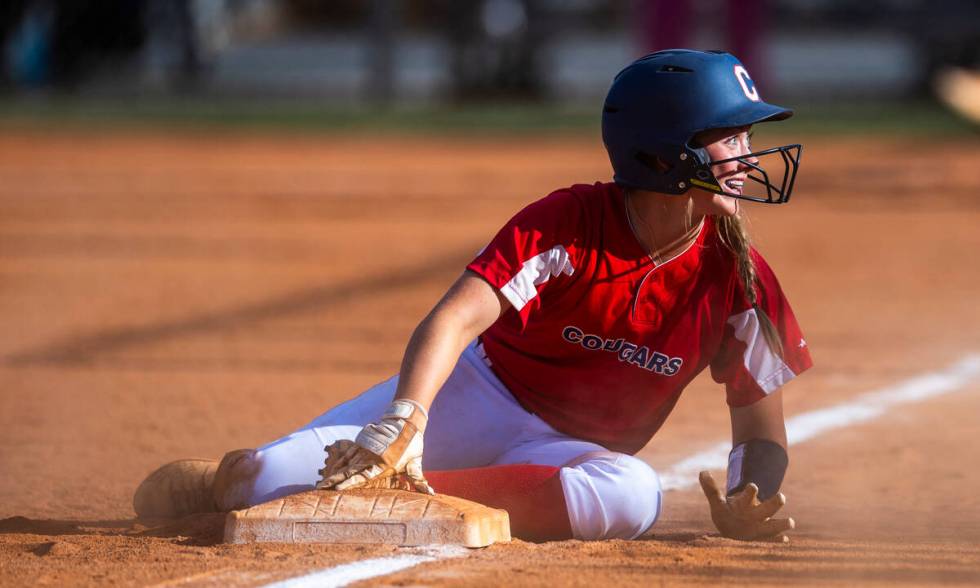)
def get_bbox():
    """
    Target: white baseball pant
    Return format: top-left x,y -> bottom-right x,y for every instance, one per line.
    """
248,341 -> 662,540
